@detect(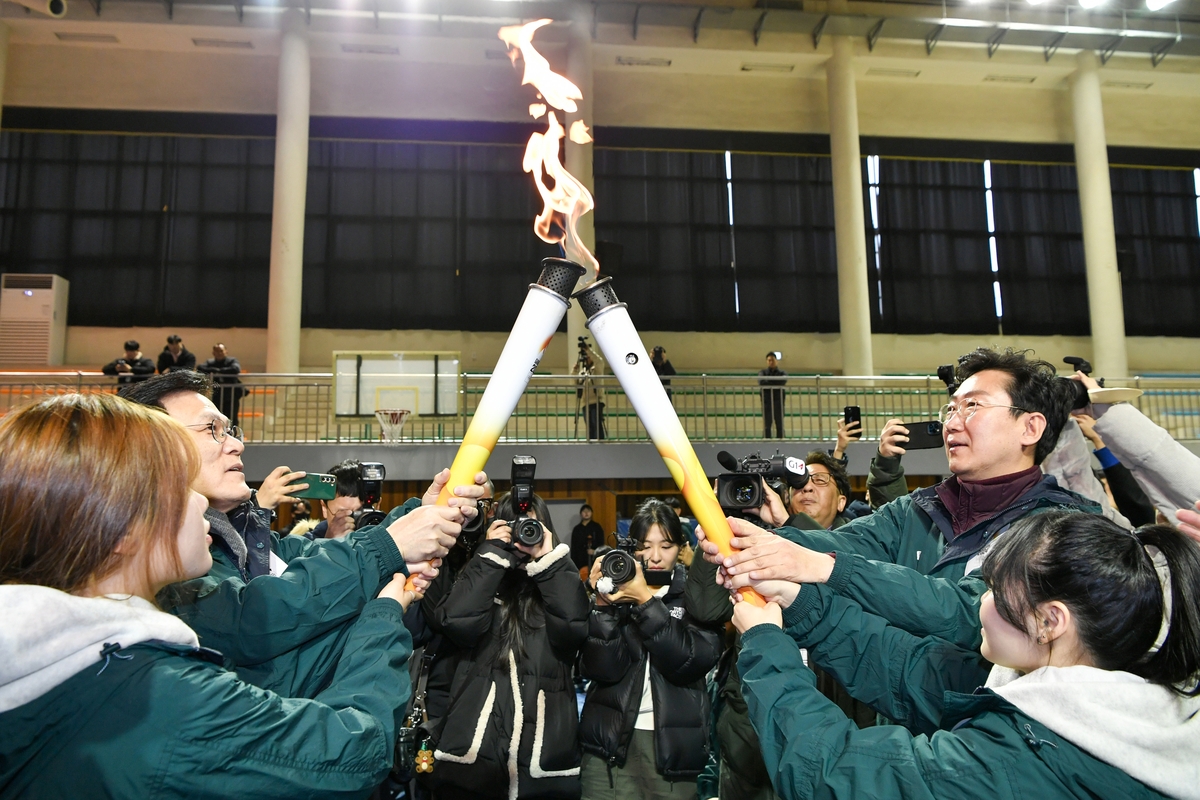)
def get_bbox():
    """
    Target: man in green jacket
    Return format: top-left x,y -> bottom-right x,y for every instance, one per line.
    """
709,348 -> 1096,654
123,371 -> 485,697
